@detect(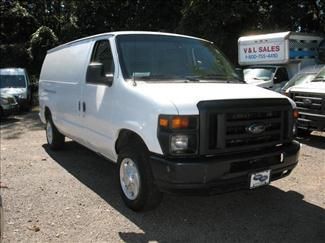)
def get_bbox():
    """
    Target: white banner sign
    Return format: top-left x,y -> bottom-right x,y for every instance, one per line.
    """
238,41 -> 287,65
